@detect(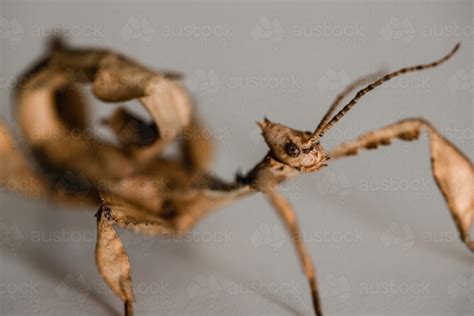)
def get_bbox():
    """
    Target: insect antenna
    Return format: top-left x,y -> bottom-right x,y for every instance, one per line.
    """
312,43 -> 460,140
313,68 -> 387,138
